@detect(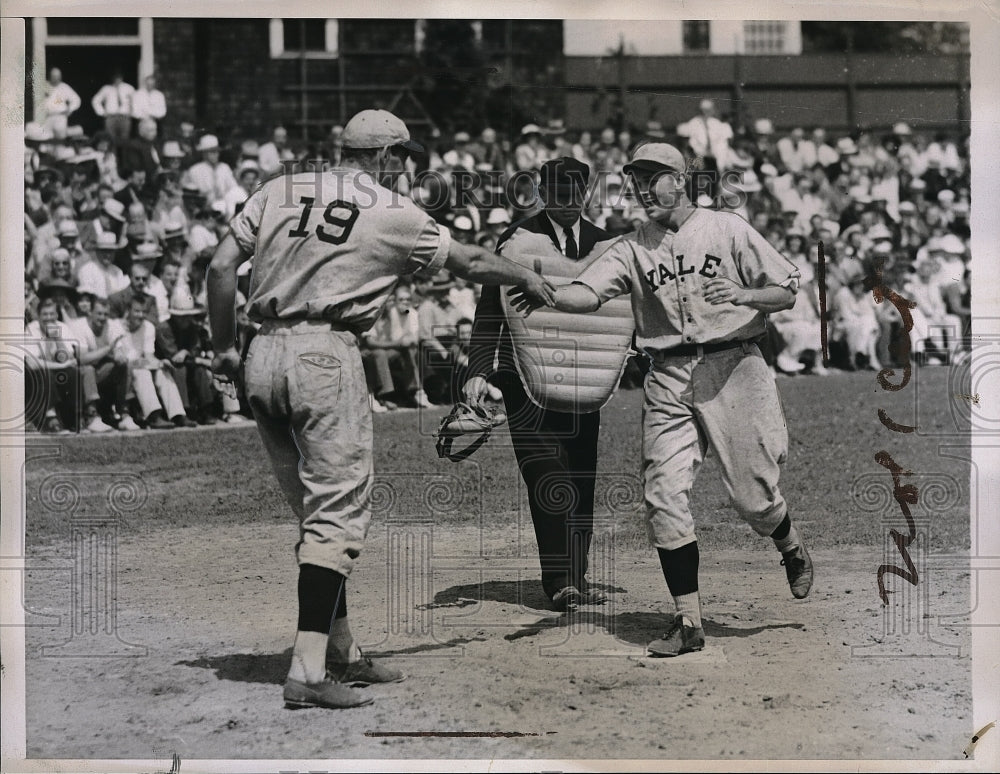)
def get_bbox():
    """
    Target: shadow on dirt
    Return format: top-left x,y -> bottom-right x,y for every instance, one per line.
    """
422,579 -> 628,611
